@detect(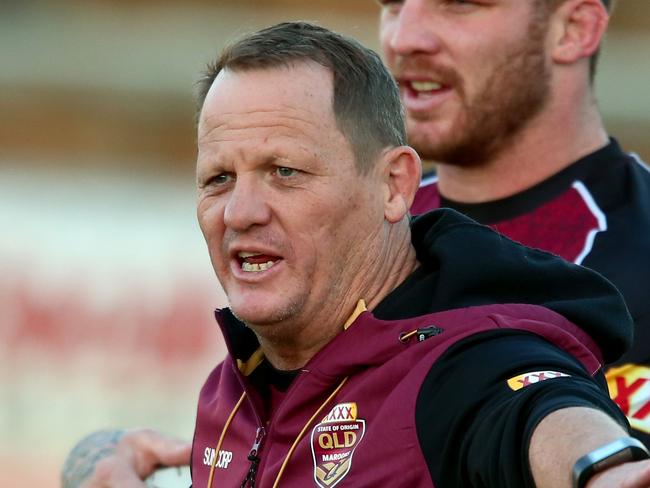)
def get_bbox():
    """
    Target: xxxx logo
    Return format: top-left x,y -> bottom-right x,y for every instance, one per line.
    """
607,364 -> 650,434
311,402 -> 365,488
506,370 -> 570,391
324,403 -> 357,422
